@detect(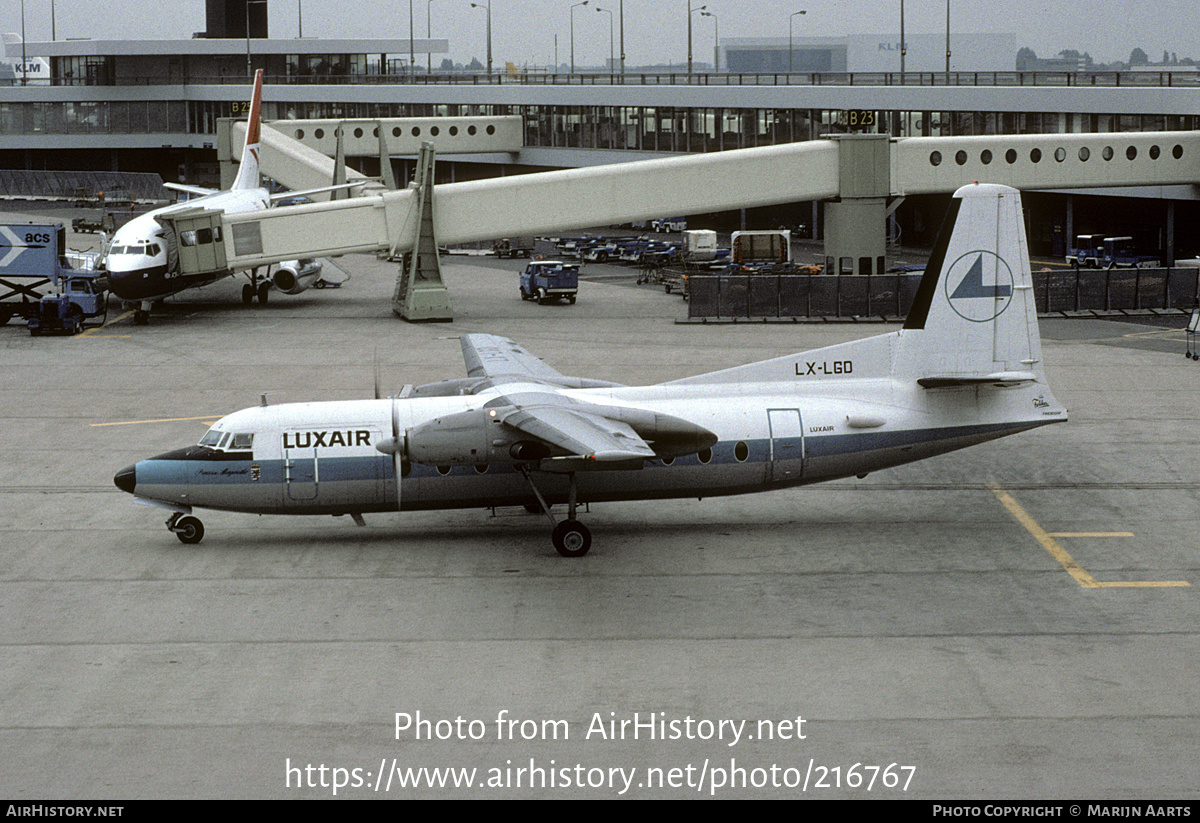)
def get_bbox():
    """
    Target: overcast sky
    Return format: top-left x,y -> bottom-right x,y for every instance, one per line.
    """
2,0 -> 1196,68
